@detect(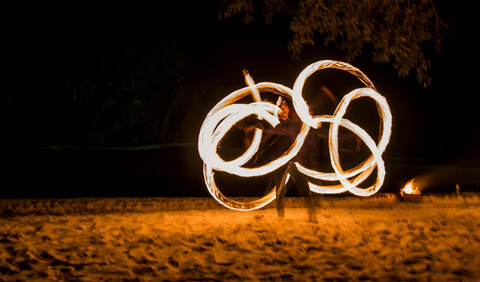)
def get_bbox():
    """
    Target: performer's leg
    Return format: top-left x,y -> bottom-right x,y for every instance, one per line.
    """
275,166 -> 288,218
288,163 -> 317,222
